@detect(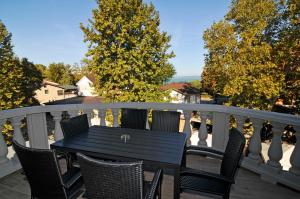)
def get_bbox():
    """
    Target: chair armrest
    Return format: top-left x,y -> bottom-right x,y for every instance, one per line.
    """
62,167 -> 82,189
56,151 -> 69,160
181,168 -> 233,184
144,169 -> 163,199
185,146 -> 224,159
